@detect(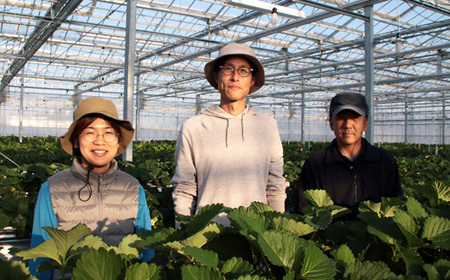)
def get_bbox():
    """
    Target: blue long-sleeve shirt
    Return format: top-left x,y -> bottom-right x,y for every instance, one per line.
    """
29,181 -> 154,279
